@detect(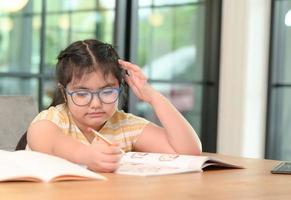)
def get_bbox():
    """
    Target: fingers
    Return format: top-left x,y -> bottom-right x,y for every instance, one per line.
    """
88,158 -> 120,173
100,153 -> 122,163
118,59 -> 141,72
118,59 -> 147,80
122,64 -> 147,90
124,75 -> 142,97
119,60 -> 155,103
92,139 -> 123,154
88,141 -> 124,172
92,162 -> 120,173
124,70 -> 141,87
